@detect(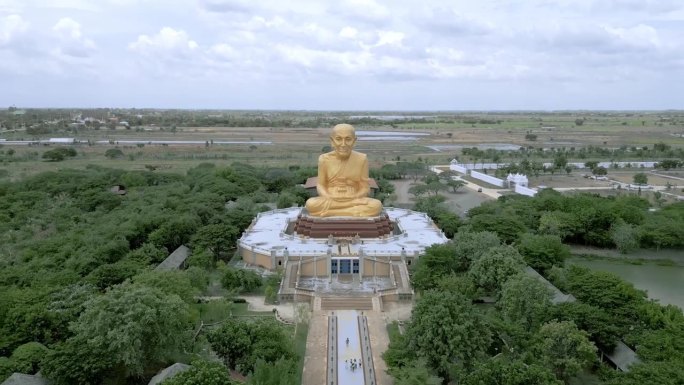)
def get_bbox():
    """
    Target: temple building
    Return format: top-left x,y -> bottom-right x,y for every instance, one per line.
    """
237,206 -> 448,306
